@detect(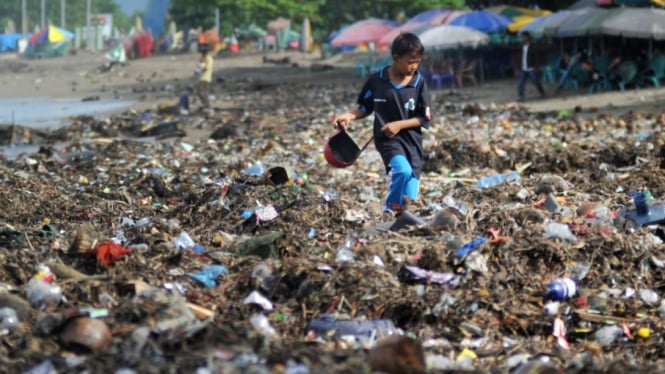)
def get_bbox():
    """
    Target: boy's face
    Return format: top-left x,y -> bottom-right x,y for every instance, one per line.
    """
393,51 -> 422,77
